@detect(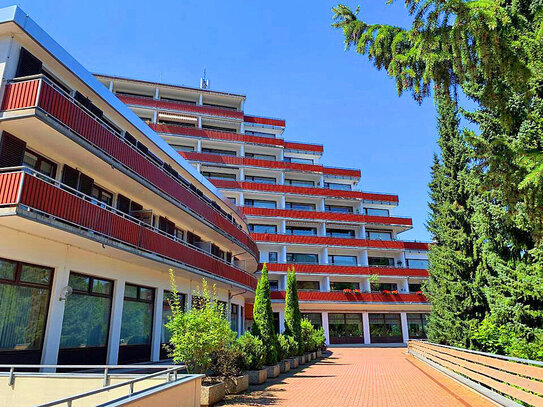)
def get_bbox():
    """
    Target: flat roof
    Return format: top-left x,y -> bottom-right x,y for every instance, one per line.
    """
0,5 -> 241,217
